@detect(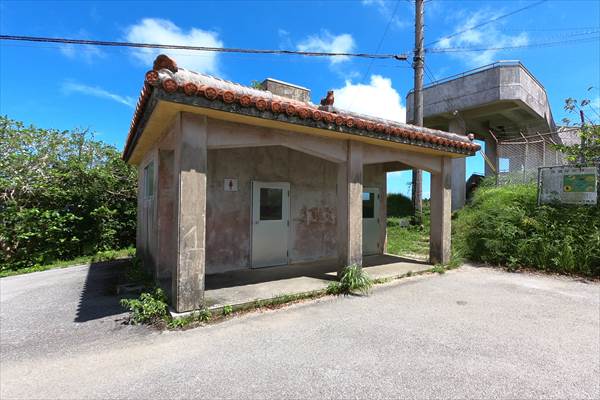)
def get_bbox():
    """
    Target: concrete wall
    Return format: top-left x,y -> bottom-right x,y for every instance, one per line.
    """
260,78 -> 311,103
137,150 -> 159,276
205,146 -> 338,273
205,145 -> 385,274
137,115 -> 399,279
408,67 -> 503,120
406,63 -> 554,134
